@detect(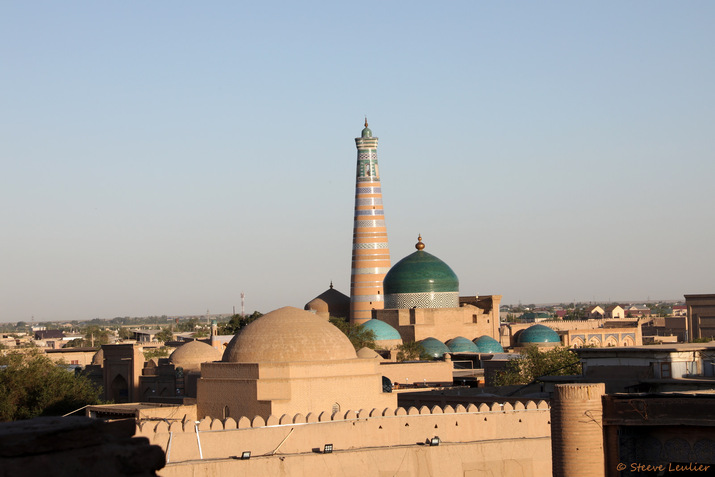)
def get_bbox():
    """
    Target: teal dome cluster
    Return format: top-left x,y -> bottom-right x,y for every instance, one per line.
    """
361,319 -> 401,341
473,335 -> 504,353
517,324 -> 561,345
419,337 -> 450,359
446,336 -> 480,353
